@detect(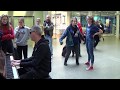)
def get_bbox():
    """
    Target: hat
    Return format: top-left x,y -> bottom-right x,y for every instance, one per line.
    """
30,25 -> 42,35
